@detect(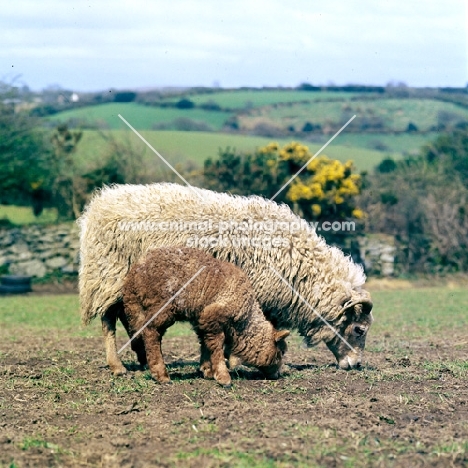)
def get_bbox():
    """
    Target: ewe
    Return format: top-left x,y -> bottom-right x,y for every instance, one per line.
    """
122,247 -> 289,387
79,183 -> 373,375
